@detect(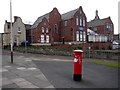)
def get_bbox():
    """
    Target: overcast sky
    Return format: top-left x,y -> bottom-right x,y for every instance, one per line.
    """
0,0 -> 119,34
